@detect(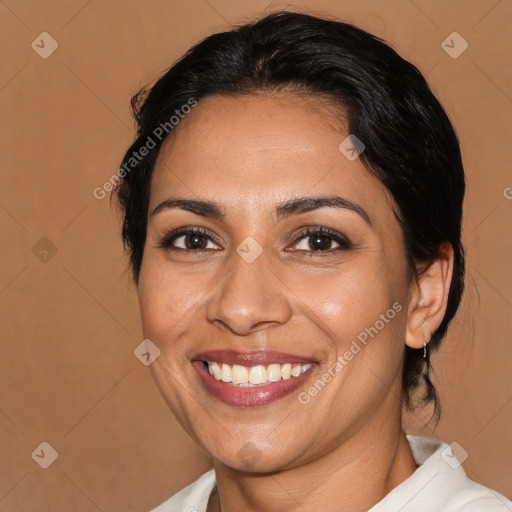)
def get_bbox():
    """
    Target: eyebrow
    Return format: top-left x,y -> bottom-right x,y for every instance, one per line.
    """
151,195 -> 372,227
275,196 -> 372,226
151,199 -> 224,219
